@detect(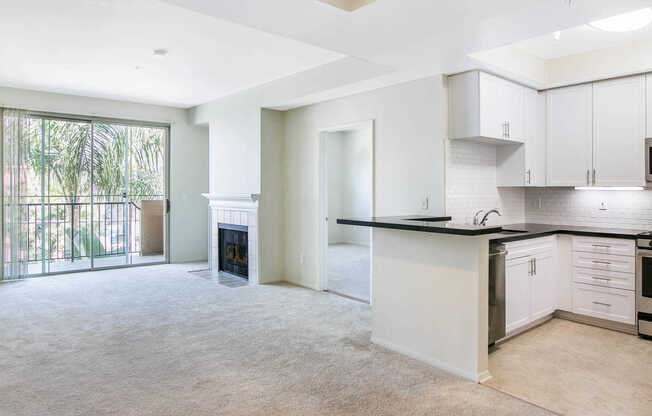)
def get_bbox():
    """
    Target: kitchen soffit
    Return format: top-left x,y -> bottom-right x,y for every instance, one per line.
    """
316,0 -> 377,12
